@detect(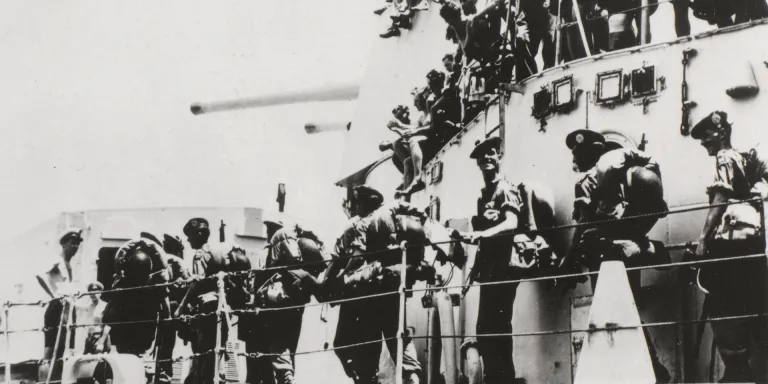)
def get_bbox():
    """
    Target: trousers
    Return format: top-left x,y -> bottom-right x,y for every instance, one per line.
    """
705,239 -> 765,364
476,281 -> 519,384
334,295 -> 422,383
